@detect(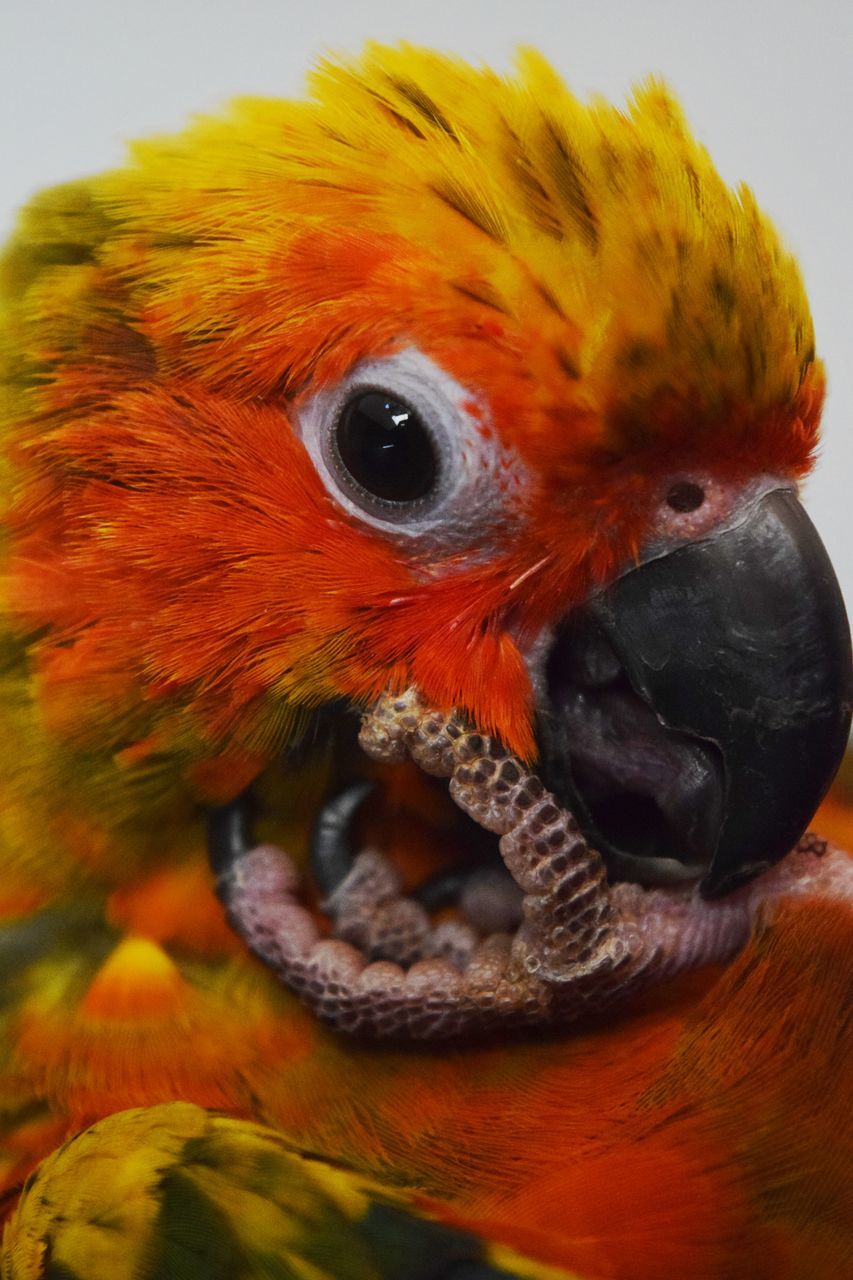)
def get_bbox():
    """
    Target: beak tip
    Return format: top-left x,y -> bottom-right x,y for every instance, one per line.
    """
557,488 -> 852,897
700,859 -> 770,900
